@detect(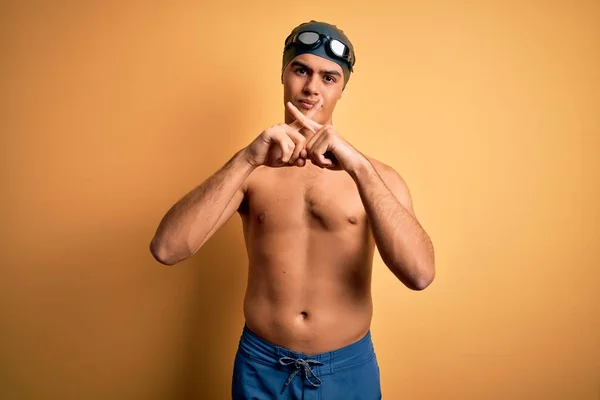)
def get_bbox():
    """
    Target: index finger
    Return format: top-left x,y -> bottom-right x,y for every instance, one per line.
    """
286,101 -> 323,133
288,98 -> 323,131
305,97 -> 324,119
